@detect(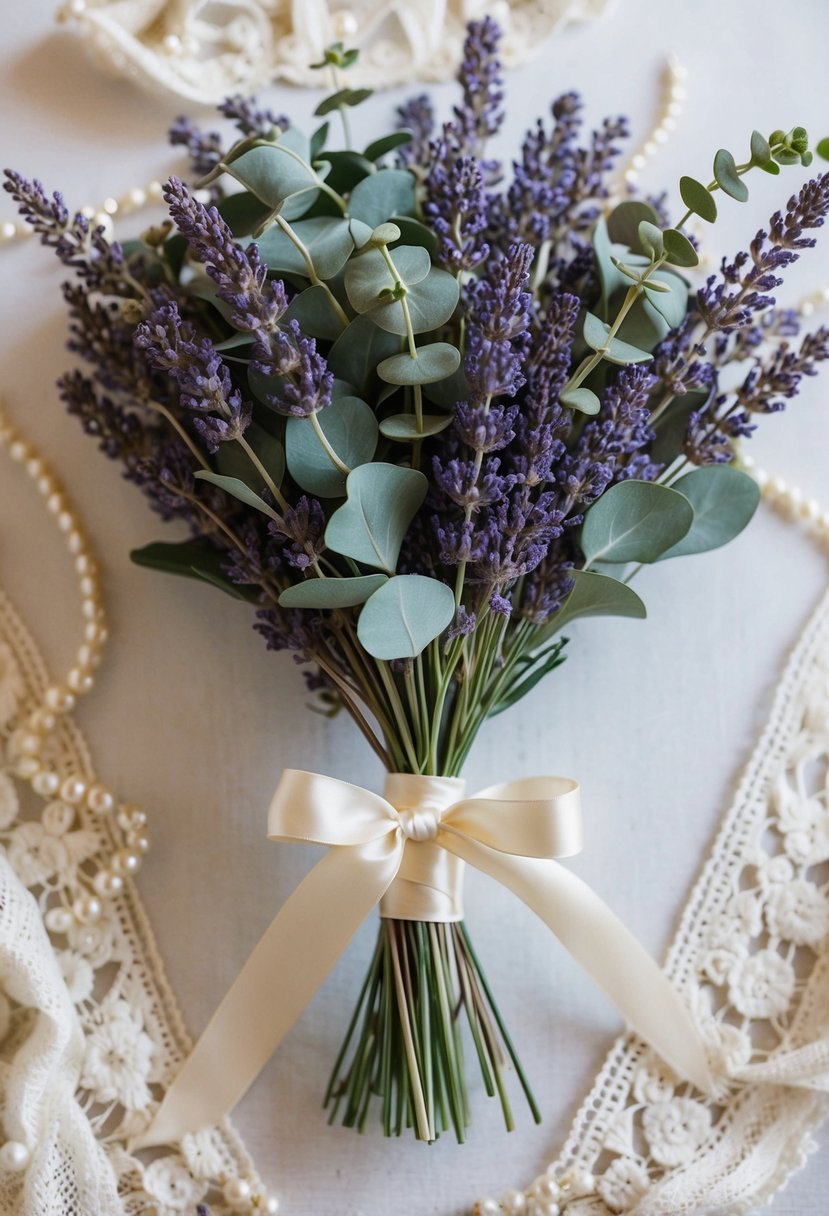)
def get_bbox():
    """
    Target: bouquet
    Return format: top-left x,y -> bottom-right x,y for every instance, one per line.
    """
7,17 -> 829,1146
